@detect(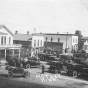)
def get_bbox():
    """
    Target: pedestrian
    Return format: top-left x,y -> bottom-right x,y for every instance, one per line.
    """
42,64 -> 45,74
